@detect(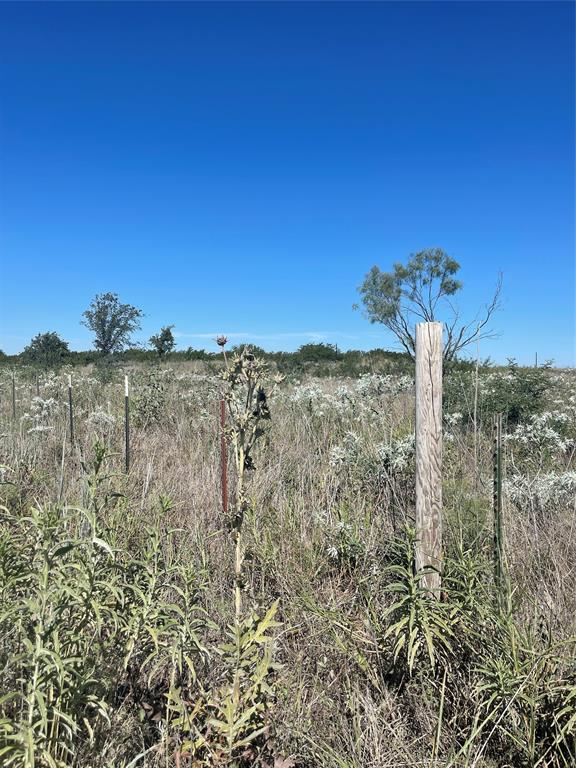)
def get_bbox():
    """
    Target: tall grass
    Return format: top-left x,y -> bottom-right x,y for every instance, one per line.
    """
0,359 -> 574,766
